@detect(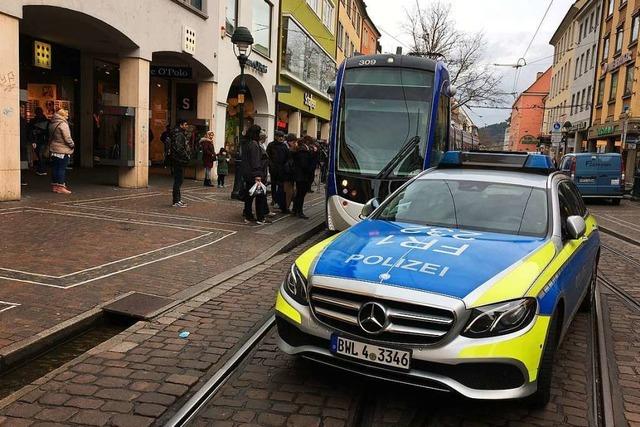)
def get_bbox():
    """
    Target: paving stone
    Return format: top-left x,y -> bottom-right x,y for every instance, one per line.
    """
109,414 -> 154,427
165,374 -> 199,386
137,392 -> 176,406
64,397 -> 104,410
157,383 -> 189,397
33,407 -> 77,423
100,401 -> 134,414
69,410 -> 112,426
94,388 -> 139,402
38,394 -> 70,406
133,403 -> 166,418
